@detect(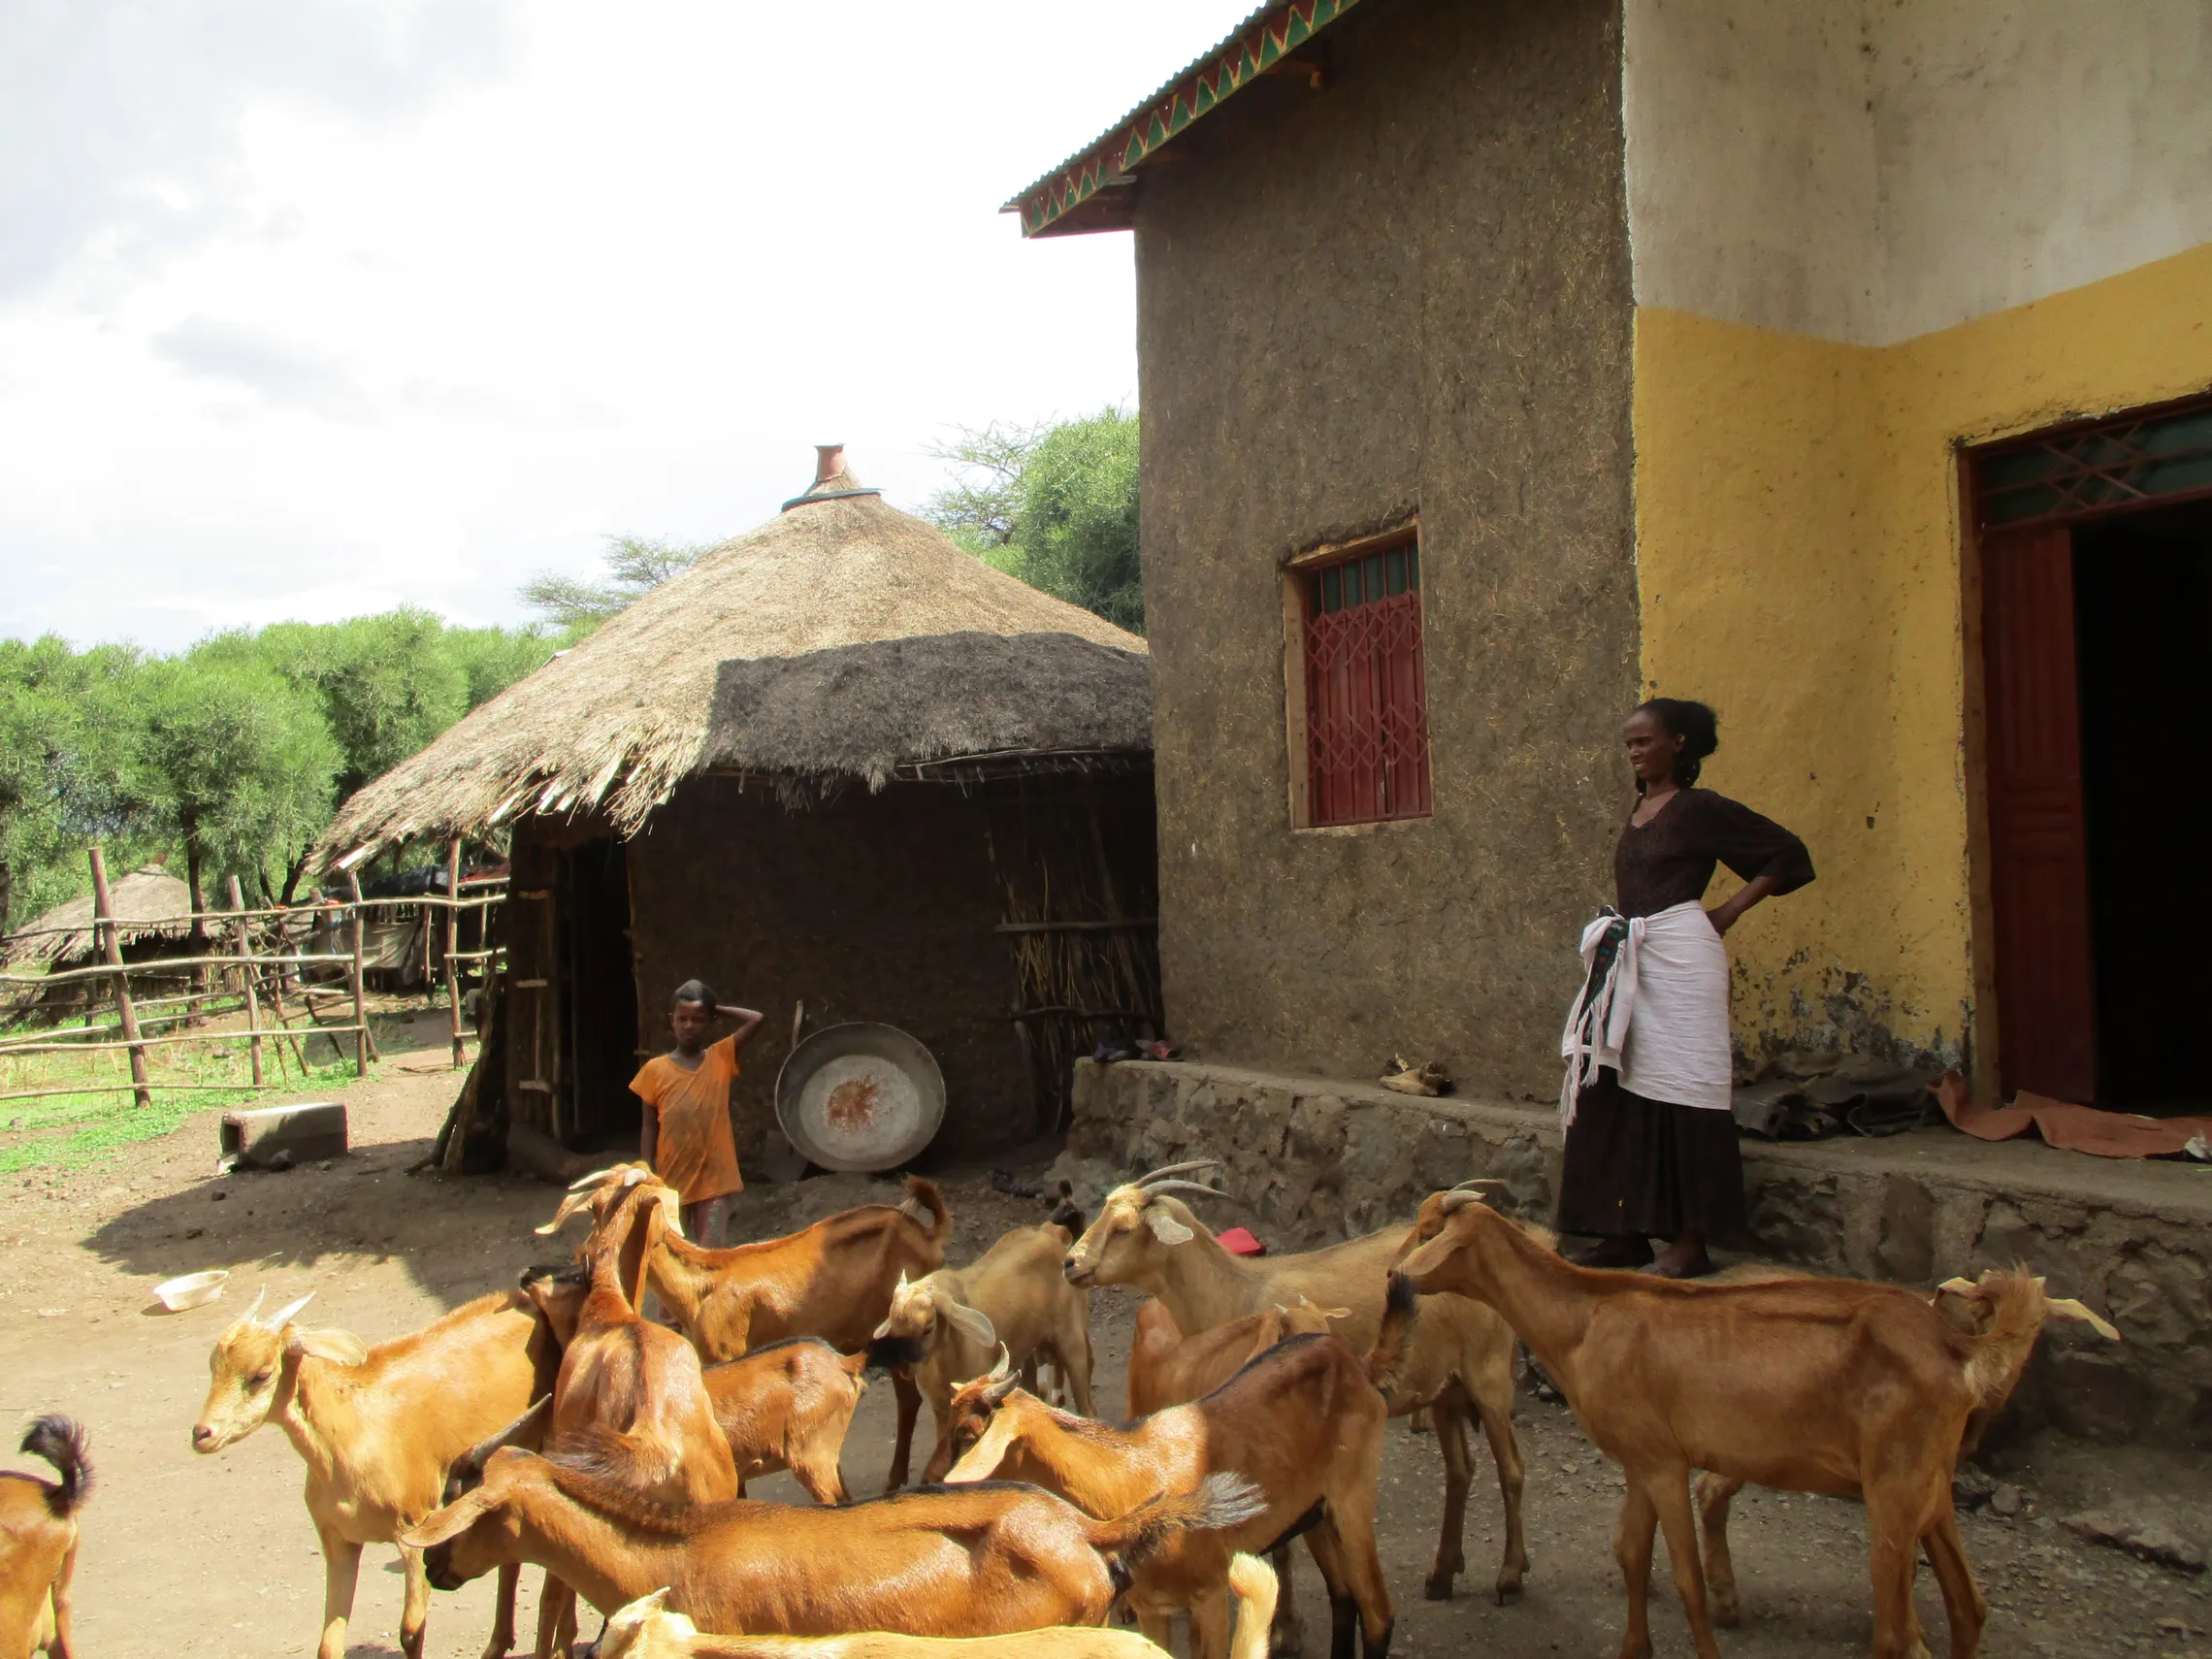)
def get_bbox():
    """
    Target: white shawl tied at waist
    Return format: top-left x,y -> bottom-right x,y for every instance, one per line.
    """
1558,899 -> 1733,1125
